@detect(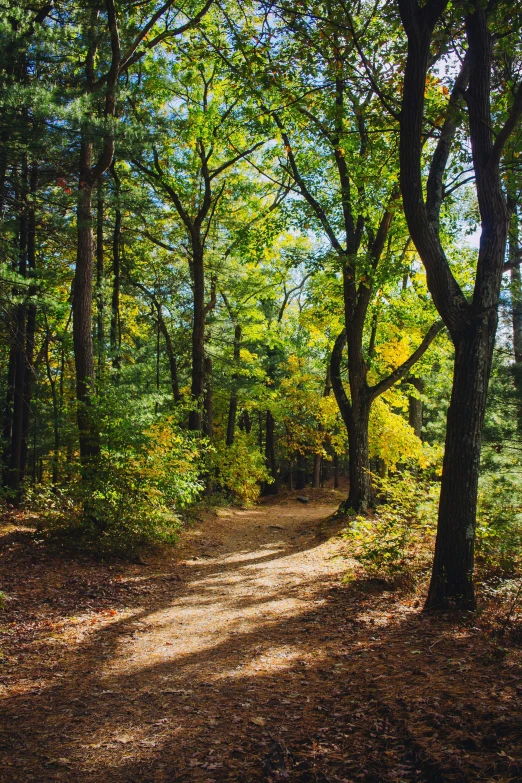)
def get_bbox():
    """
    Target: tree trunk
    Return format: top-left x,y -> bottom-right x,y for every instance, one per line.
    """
155,307 -> 181,403
263,410 -> 278,494
408,377 -> 424,439
110,204 -> 121,369
296,453 -> 307,490
20,165 -> 38,481
73,141 -> 100,468
2,347 -> 16,485
226,323 -> 241,446
510,213 -> 522,430
96,184 -> 104,372
425,319 -> 496,610
330,329 -> 372,512
7,163 -> 29,495
346,394 -> 371,511
238,409 -> 251,434
312,365 -> 331,488
203,355 -> 213,439
189,241 -> 205,430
